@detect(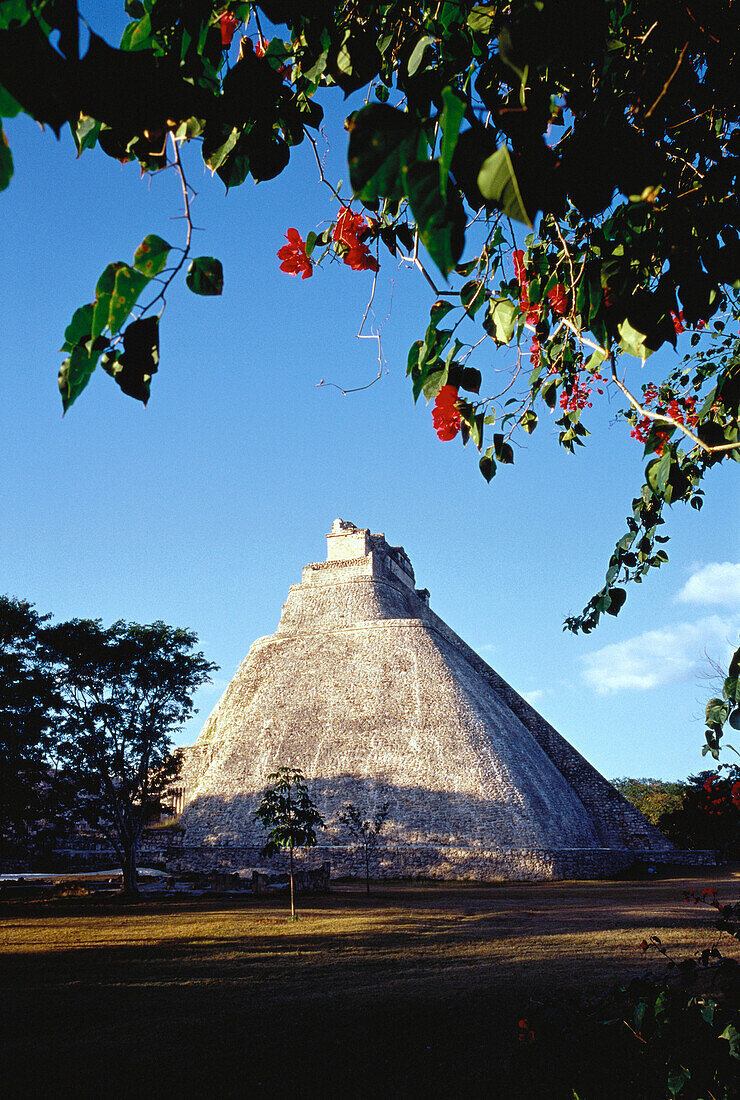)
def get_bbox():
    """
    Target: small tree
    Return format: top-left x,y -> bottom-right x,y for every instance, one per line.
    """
338,801 -> 391,896
254,767 -> 324,919
39,617 -> 217,894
